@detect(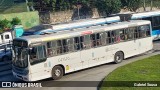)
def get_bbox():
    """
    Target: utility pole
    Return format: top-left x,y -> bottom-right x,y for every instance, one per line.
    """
144,0 -> 146,11
151,0 -> 153,11
25,0 -> 30,12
